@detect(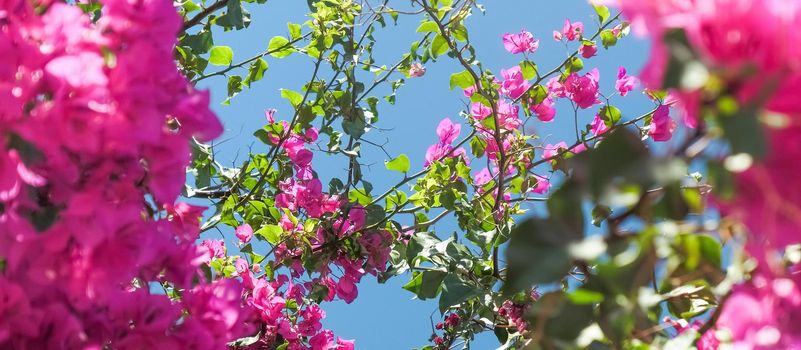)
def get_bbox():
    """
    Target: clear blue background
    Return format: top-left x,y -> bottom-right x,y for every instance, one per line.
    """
196,1 -> 652,348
